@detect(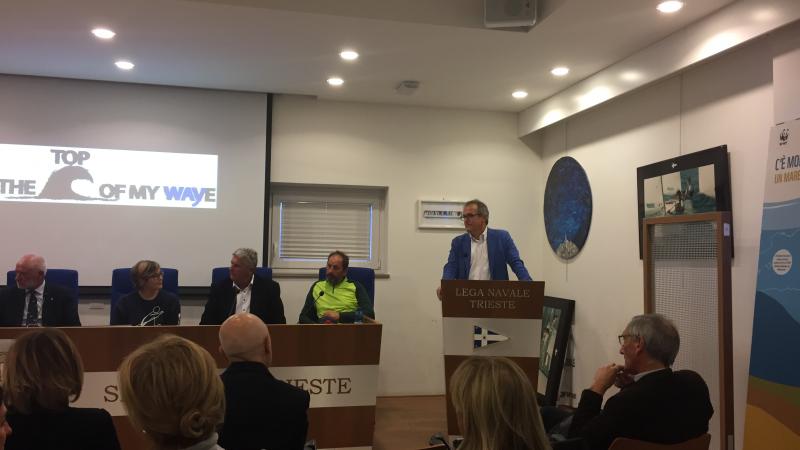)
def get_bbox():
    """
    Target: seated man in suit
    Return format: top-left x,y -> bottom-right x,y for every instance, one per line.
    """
200,248 -> 285,325
0,254 -> 80,327
437,199 -> 532,300
218,313 -> 310,450
298,250 -> 374,324
568,313 -> 713,450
